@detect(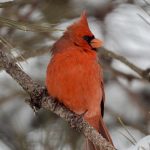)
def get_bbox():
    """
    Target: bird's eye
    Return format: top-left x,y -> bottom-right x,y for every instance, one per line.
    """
83,35 -> 95,44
